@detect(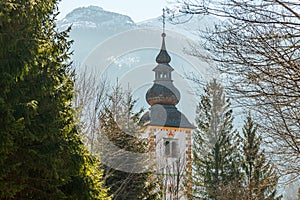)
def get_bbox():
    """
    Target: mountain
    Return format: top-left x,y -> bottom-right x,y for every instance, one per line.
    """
57,6 -> 137,63
58,6 -> 135,30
